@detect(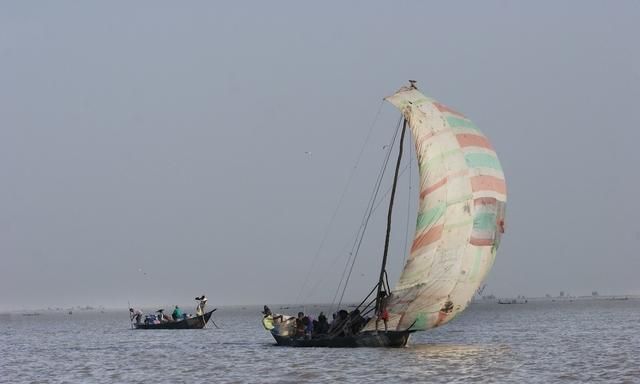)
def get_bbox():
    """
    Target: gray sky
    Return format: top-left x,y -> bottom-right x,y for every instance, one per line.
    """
1,1 -> 639,311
